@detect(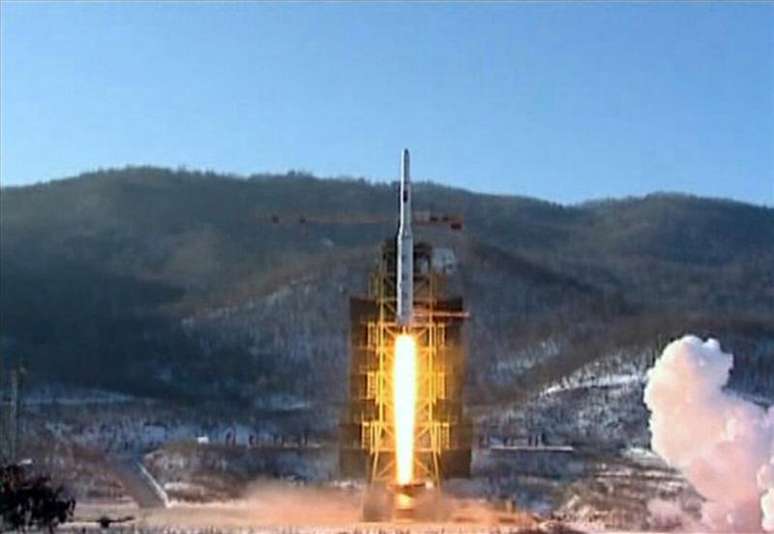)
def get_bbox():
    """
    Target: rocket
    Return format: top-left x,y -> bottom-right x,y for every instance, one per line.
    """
396,149 -> 413,328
